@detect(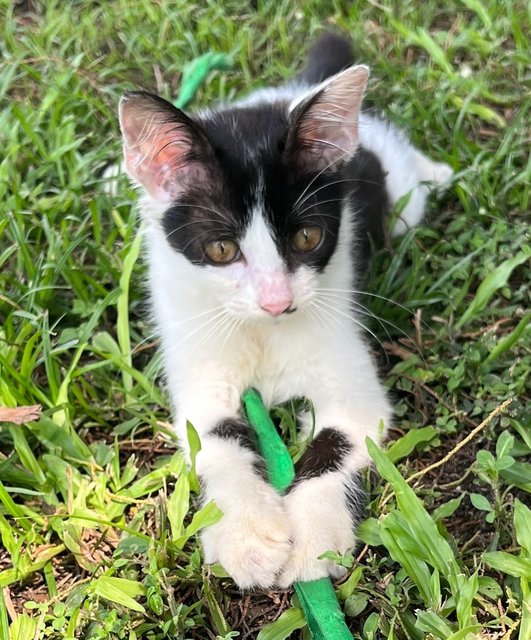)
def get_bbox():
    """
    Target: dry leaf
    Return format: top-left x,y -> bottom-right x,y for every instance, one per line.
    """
0,405 -> 42,425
